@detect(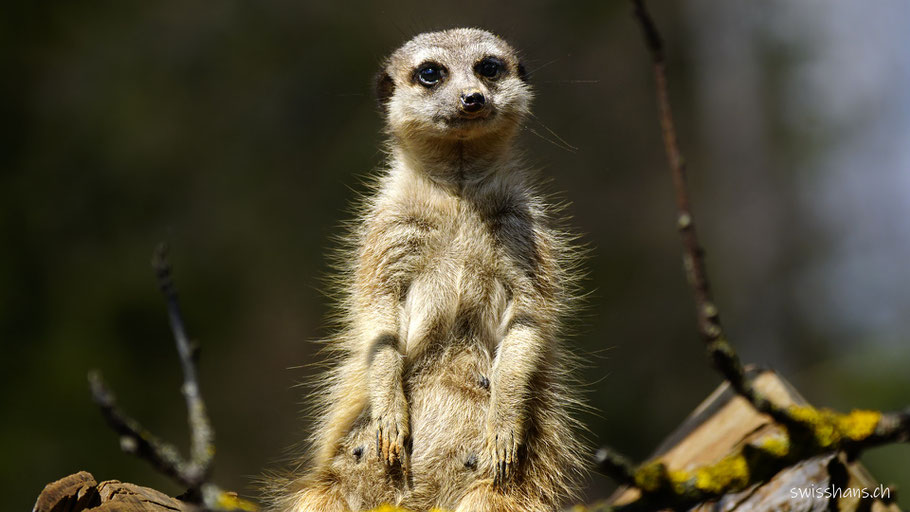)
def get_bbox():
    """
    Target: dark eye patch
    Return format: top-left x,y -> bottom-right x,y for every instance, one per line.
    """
475,57 -> 506,79
415,62 -> 445,87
